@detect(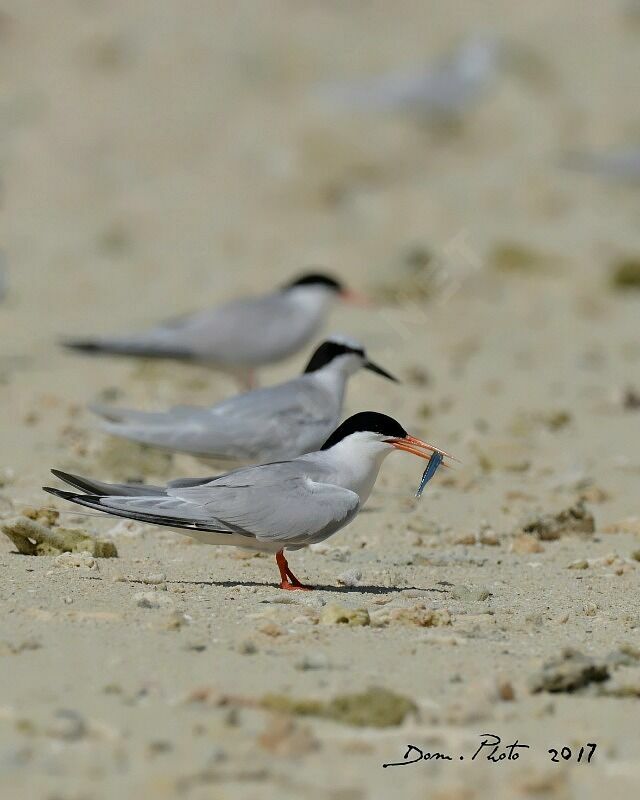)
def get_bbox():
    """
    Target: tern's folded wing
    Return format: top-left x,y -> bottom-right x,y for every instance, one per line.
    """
166,466 -> 360,545
94,379 -> 337,460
